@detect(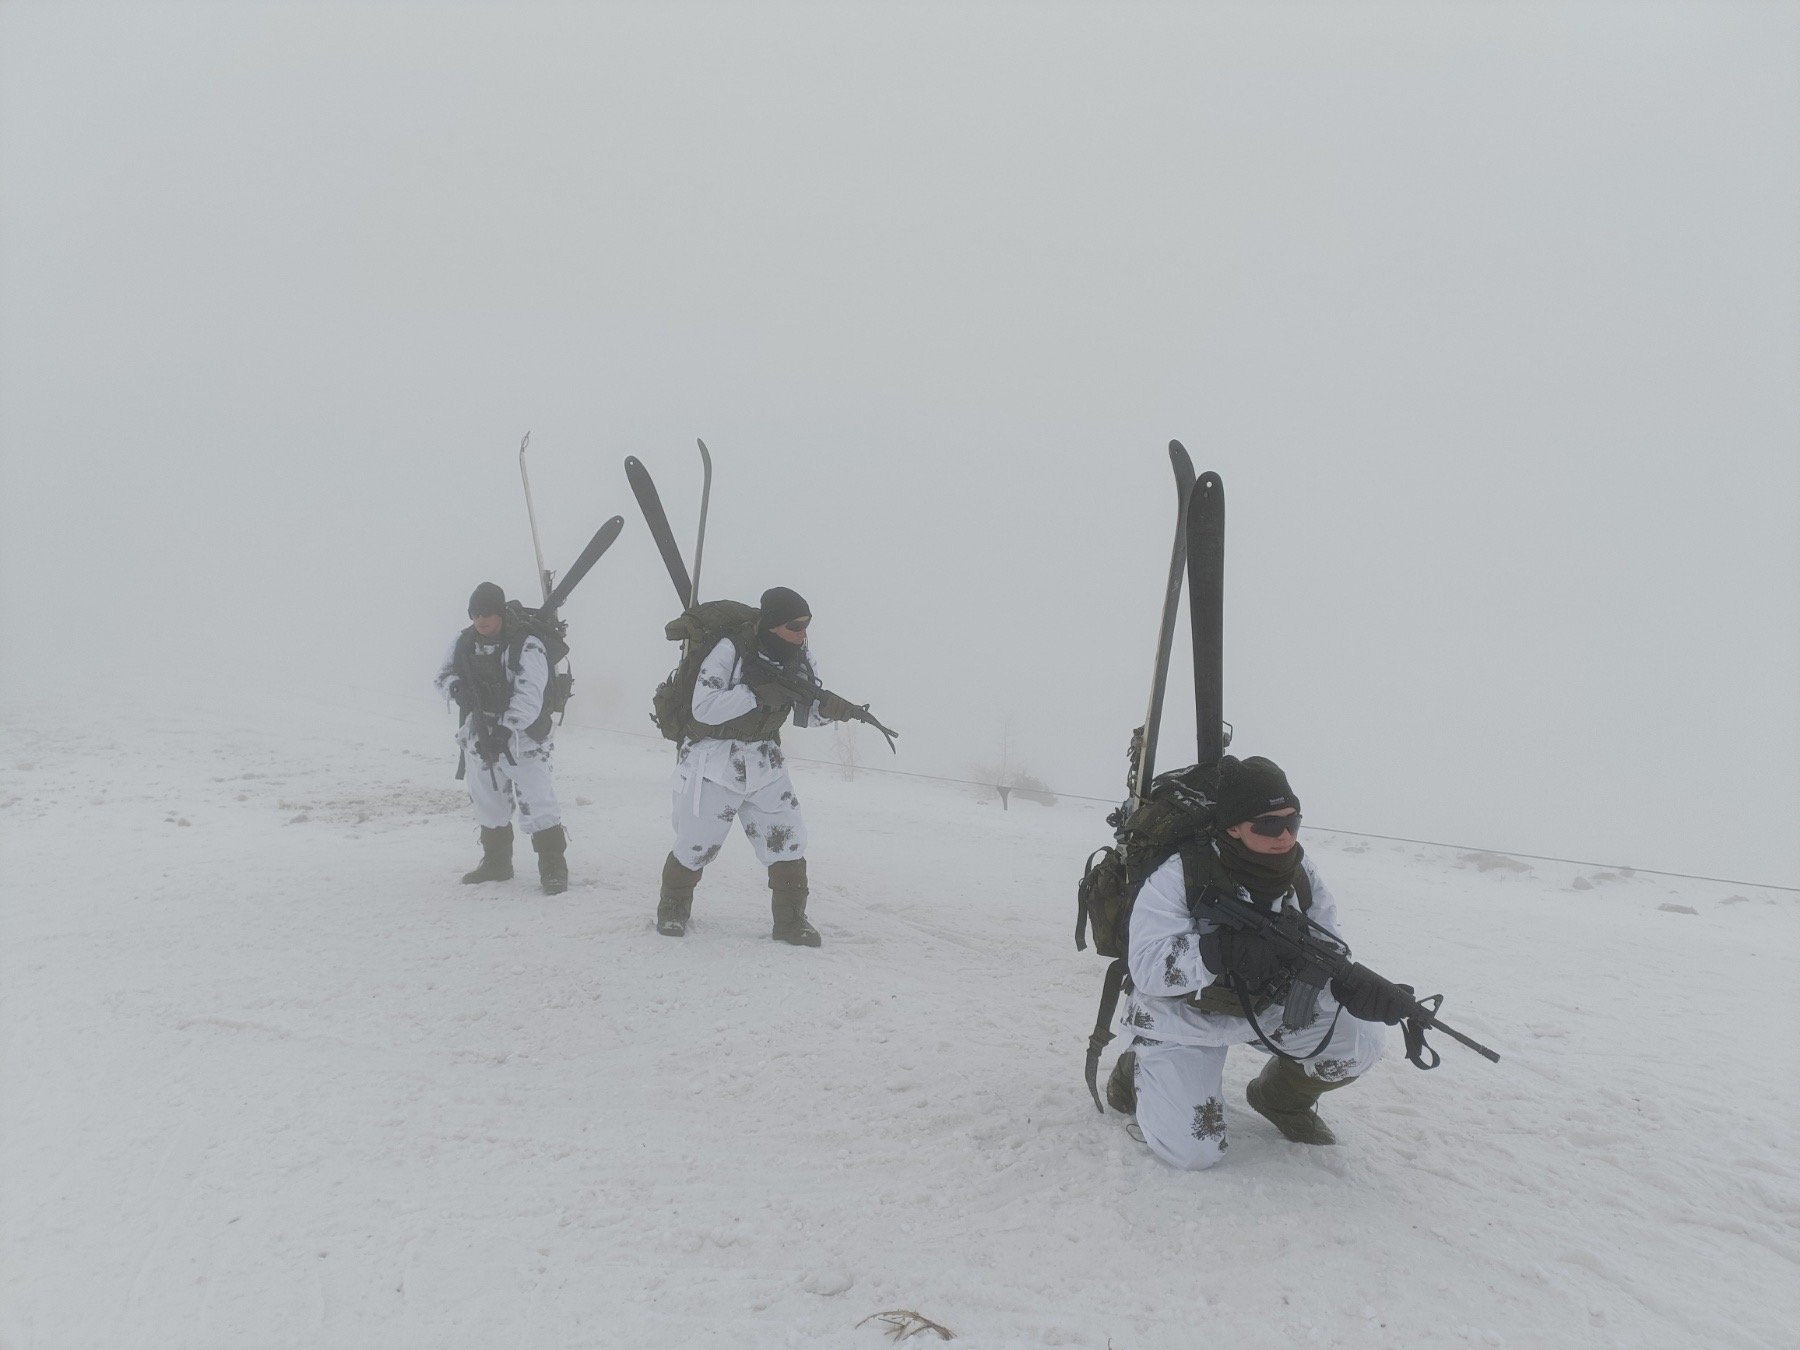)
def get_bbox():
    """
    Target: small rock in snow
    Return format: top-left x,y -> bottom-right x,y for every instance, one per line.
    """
799,1268 -> 853,1297
1657,904 -> 1697,915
